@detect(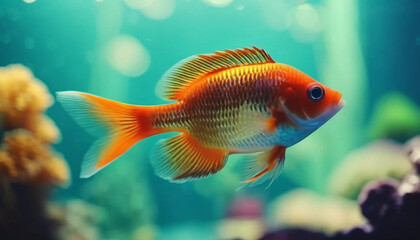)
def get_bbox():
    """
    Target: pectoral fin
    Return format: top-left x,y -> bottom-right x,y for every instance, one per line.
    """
241,145 -> 286,187
265,117 -> 278,133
